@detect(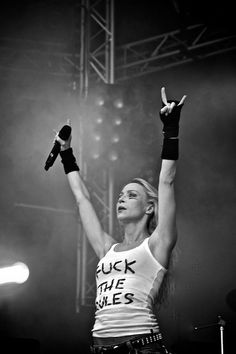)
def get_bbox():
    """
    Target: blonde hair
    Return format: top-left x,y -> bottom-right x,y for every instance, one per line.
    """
131,177 -> 158,235
132,177 -> 177,307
